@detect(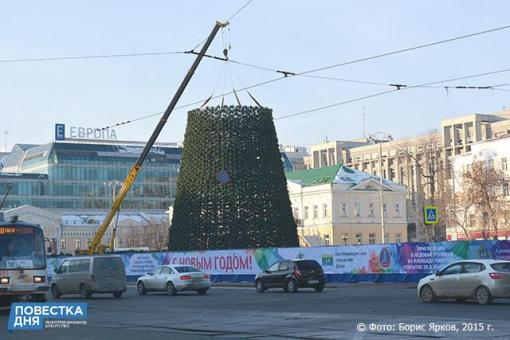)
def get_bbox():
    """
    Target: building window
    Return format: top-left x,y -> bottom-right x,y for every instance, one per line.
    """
383,204 -> 387,217
502,157 -> 508,172
313,205 -> 318,219
323,204 -> 328,218
487,159 -> 494,169
355,233 -> 362,244
340,203 -> 347,217
369,233 -> 376,244
395,203 -> 400,217
323,234 -> 330,246
395,233 -> 402,243
304,206 -> 309,220
341,233 -> 349,245
61,239 -> 66,250
354,202 -> 361,217
87,239 -> 91,248
503,184 -> 510,197
368,203 -> 374,217
75,239 -> 81,250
